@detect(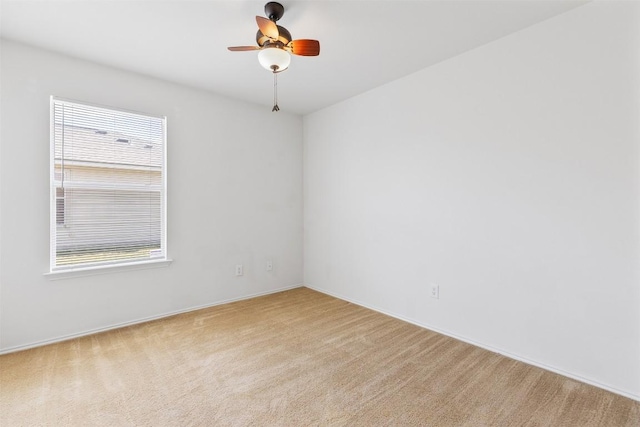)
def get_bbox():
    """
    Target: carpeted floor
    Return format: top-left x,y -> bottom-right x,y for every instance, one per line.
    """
1,287 -> 638,426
